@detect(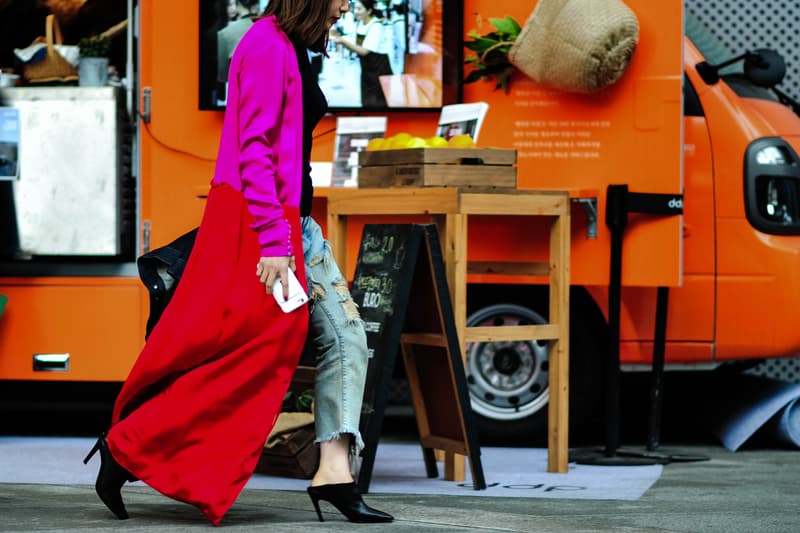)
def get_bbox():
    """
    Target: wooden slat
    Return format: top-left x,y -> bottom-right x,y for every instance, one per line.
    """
421,436 -> 469,456
400,333 -> 447,347
465,324 -> 560,343
357,165 -> 516,188
424,166 -> 516,187
460,192 -> 569,216
327,188 -> 459,215
467,261 -> 550,276
359,147 -> 517,166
